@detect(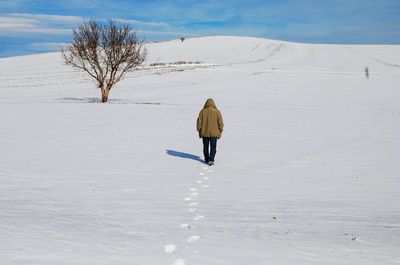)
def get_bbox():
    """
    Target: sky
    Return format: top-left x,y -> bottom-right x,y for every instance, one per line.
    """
0,0 -> 400,57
